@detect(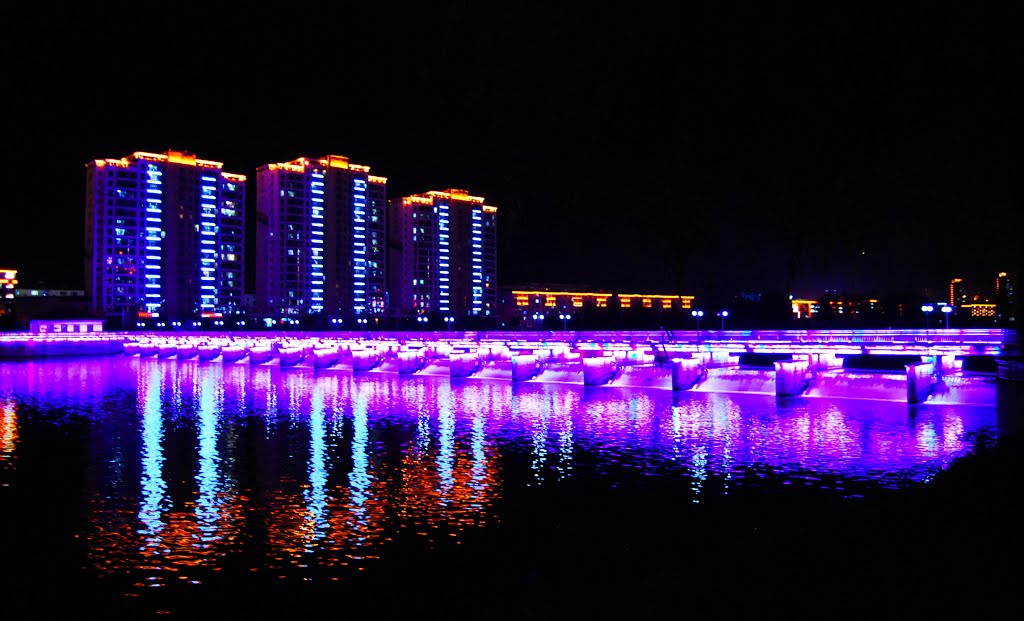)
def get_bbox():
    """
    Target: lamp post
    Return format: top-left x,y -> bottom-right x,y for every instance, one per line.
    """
718,310 -> 728,332
921,304 -> 934,331
444,316 -> 454,332
532,312 -> 544,329
691,309 -> 704,331
941,305 -> 952,329
357,317 -> 368,331
559,312 -> 571,331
